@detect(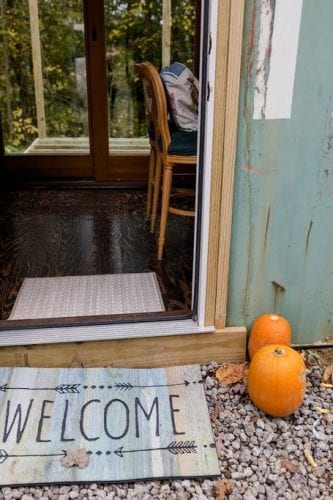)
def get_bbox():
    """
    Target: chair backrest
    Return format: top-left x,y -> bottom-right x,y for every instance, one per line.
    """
135,62 -> 171,156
